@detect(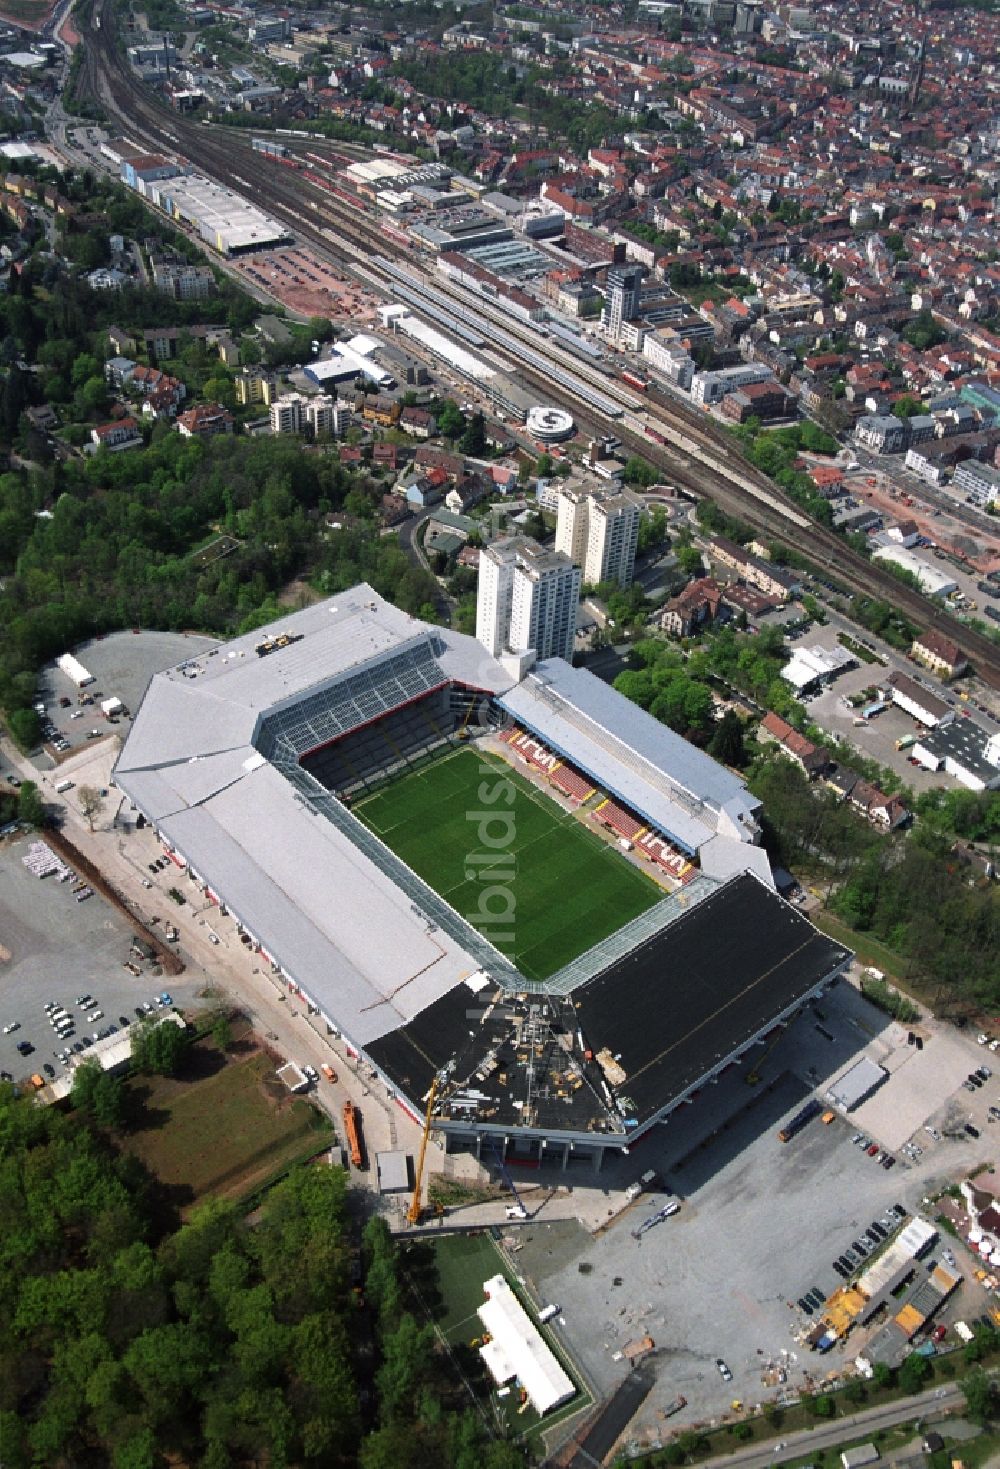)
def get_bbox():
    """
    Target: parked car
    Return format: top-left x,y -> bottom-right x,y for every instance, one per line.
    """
715,1359 -> 733,1382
